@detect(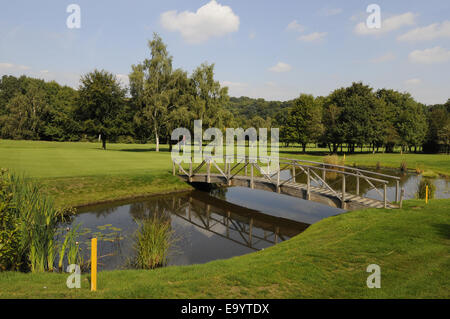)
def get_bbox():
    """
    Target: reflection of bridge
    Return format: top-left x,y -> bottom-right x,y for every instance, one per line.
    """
168,191 -> 309,250
173,155 -> 402,210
